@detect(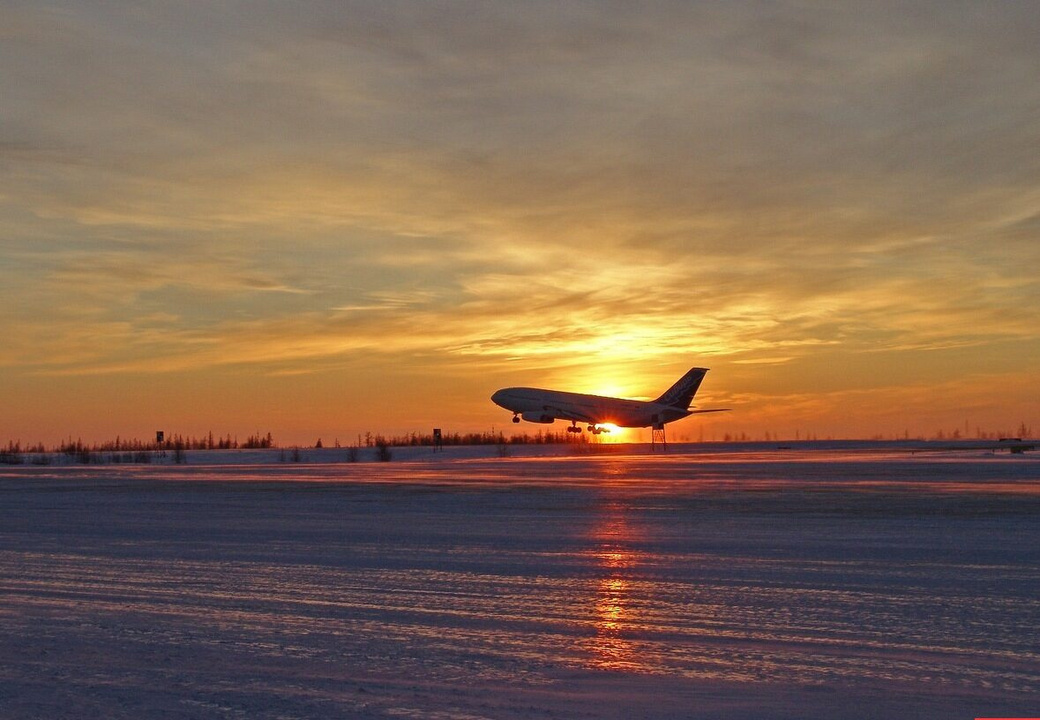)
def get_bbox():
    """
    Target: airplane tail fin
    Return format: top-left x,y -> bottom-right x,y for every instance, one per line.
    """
654,367 -> 709,410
